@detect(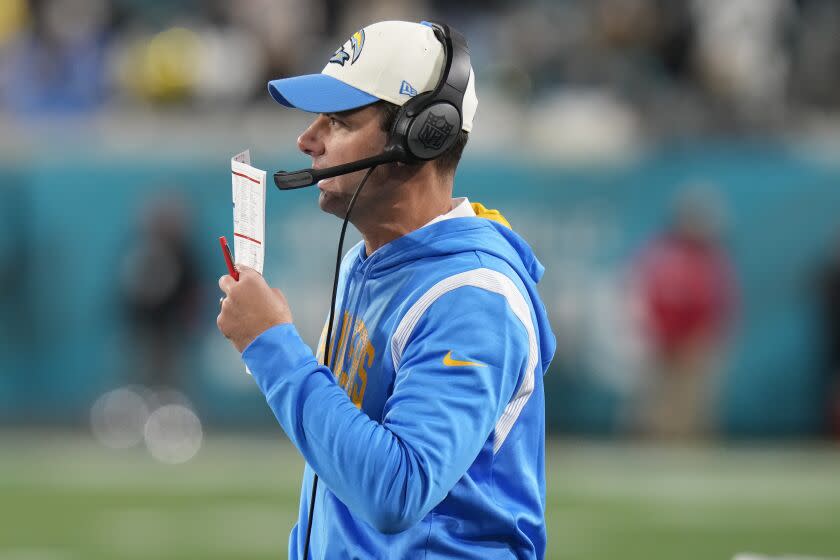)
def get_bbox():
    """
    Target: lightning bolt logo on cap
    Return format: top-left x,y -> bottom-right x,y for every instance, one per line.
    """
330,29 -> 365,66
